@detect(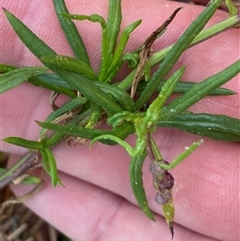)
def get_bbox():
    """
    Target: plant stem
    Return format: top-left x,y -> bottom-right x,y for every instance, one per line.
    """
0,151 -> 38,188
